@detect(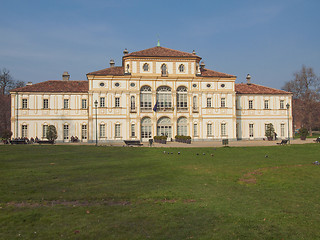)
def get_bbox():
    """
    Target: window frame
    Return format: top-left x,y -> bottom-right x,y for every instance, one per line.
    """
115,124 -> 121,138
221,98 -> 226,108
207,98 -> 212,108
115,97 -> 120,108
22,99 -> 28,109
82,99 -> 87,109
248,100 -> 253,109
100,97 -> 105,108
63,99 -> 69,109
43,99 -> 49,109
